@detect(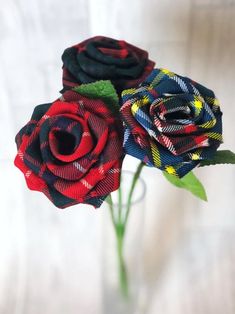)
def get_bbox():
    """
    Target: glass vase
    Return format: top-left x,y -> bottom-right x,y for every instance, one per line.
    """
101,170 -> 146,314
